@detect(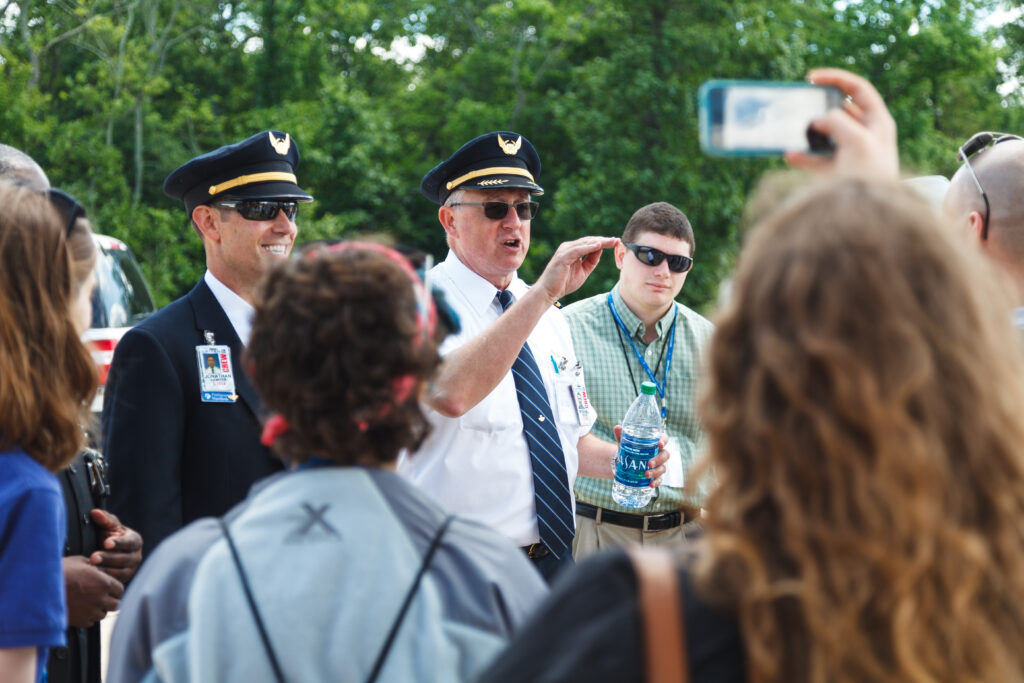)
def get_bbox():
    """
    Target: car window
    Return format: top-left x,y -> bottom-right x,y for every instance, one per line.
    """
91,244 -> 156,328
